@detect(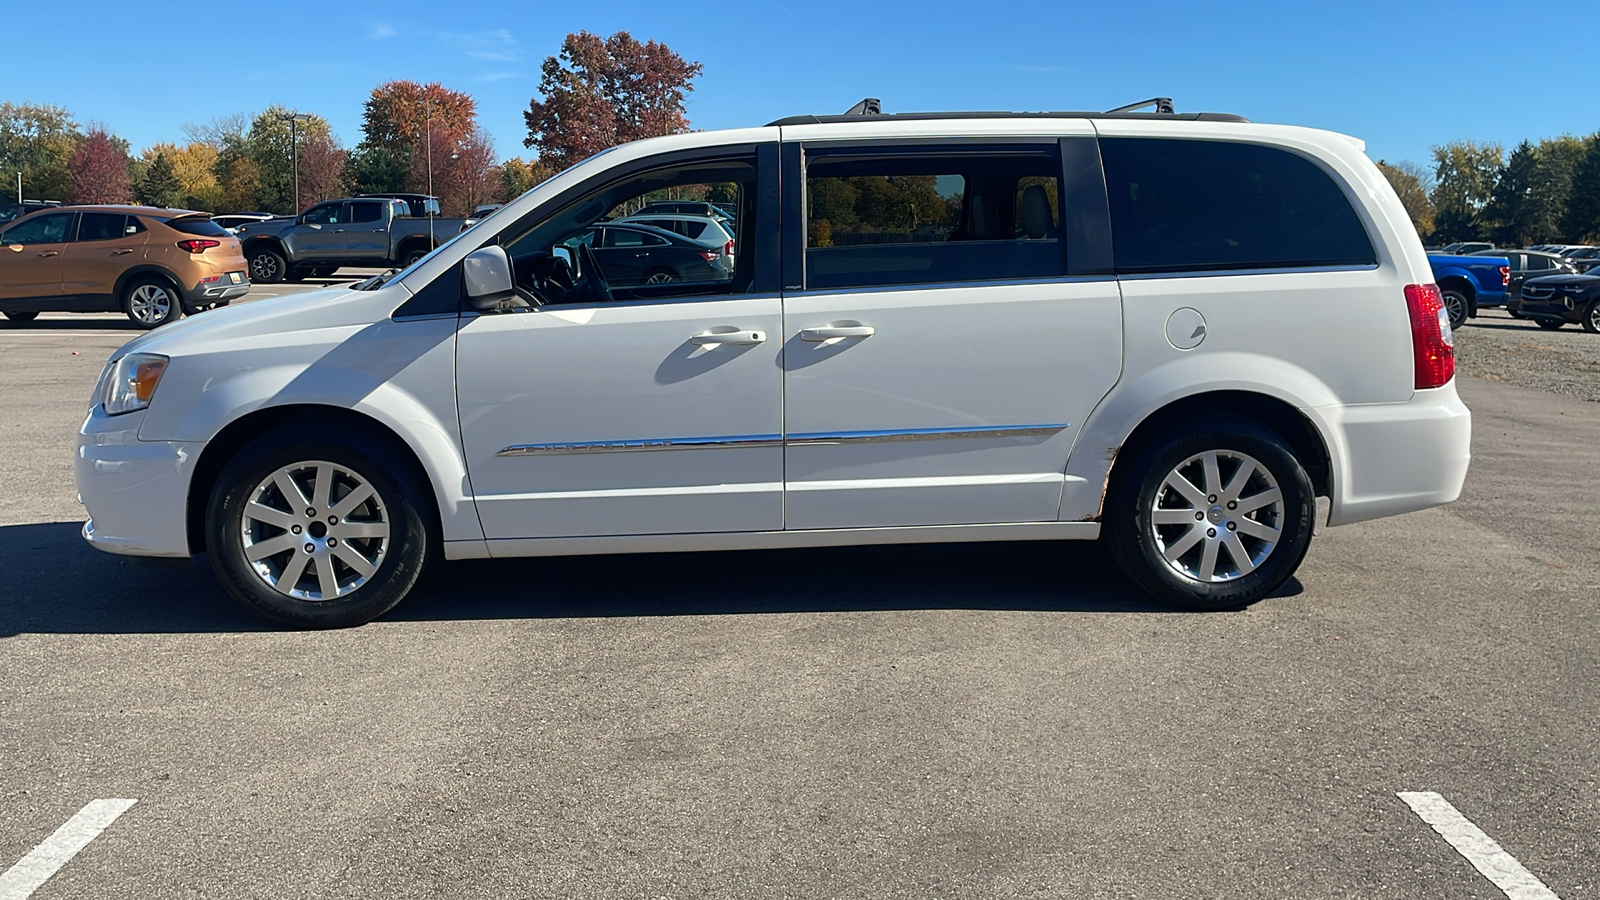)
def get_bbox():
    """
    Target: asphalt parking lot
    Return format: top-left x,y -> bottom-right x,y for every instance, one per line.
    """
1,296 -> 1596,898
